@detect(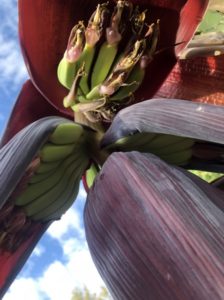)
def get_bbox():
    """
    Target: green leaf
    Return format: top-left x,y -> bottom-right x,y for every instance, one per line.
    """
198,10 -> 224,33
